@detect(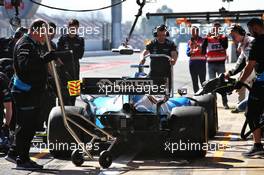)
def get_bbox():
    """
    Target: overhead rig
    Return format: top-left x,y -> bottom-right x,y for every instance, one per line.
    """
112,0 -> 146,55
146,9 -> 264,24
